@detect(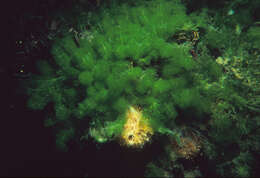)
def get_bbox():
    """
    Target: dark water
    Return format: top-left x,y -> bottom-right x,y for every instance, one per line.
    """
1,77 -> 163,176
2,96 -> 164,177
